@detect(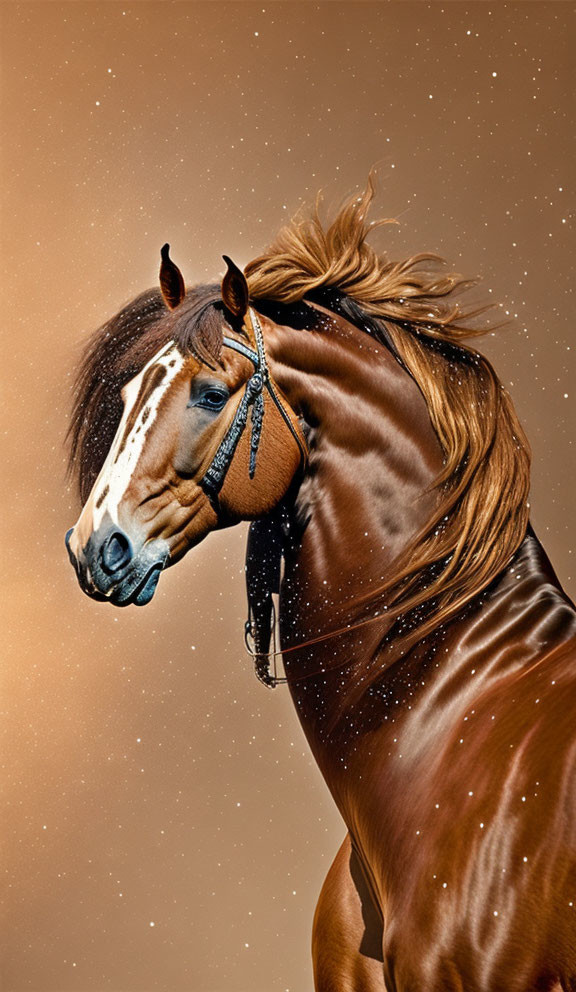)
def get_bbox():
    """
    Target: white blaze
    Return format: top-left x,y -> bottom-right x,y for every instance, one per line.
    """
71,342 -> 185,553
